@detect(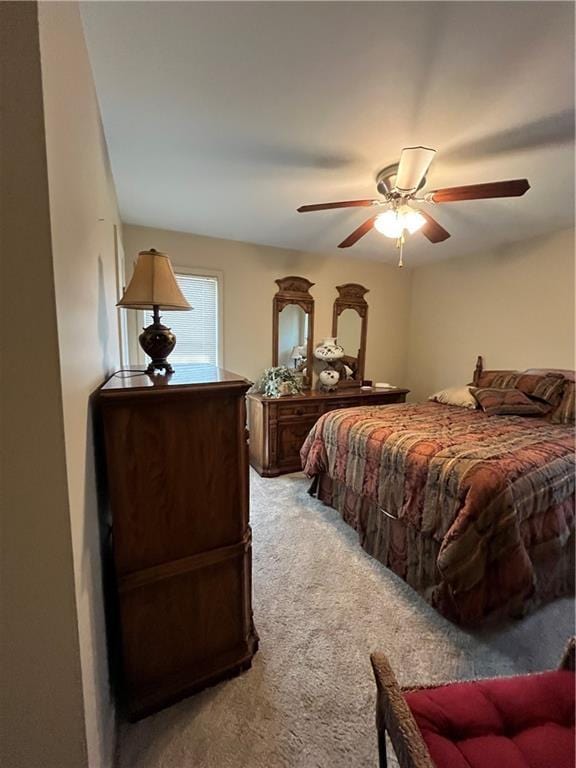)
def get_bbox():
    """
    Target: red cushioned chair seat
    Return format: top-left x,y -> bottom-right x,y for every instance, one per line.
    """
404,669 -> 575,768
